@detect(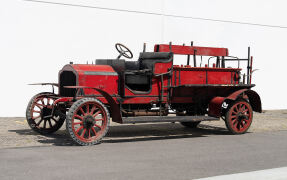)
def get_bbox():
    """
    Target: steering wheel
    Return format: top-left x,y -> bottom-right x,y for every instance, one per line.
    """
115,43 -> 133,59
